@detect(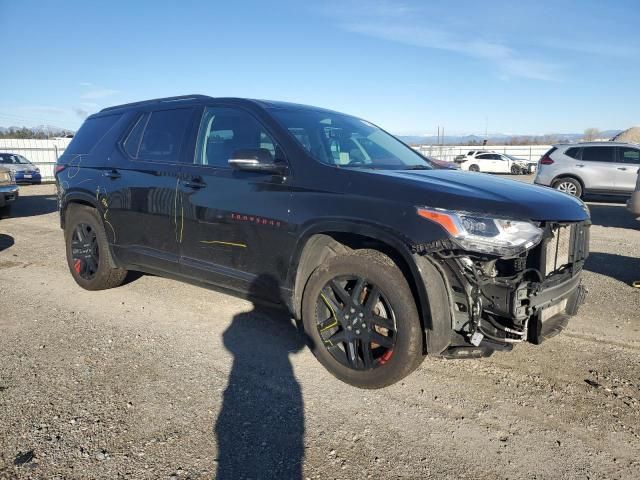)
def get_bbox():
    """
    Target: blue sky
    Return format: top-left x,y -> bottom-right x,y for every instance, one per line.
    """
0,0 -> 638,135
